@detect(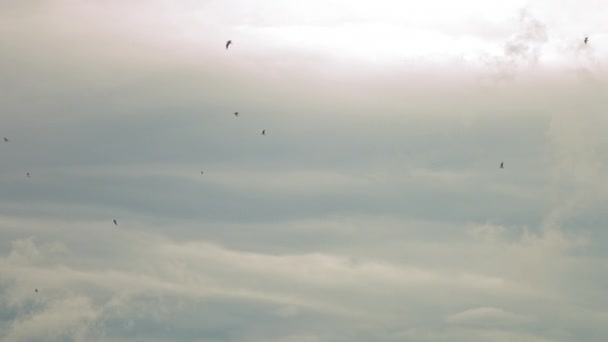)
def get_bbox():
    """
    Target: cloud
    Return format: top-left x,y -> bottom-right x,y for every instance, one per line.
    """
1,1 -> 608,341
3,296 -> 99,342
446,307 -> 532,326
1,218 -> 606,341
481,8 -> 549,82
